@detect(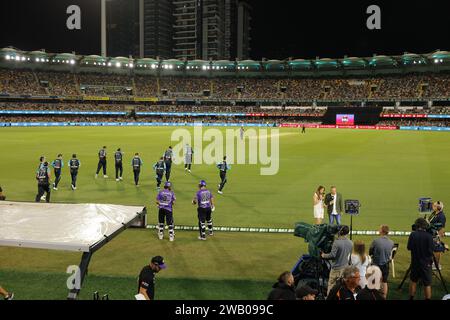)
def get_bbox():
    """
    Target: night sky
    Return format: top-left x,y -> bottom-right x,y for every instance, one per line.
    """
0,0 -> 449,59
